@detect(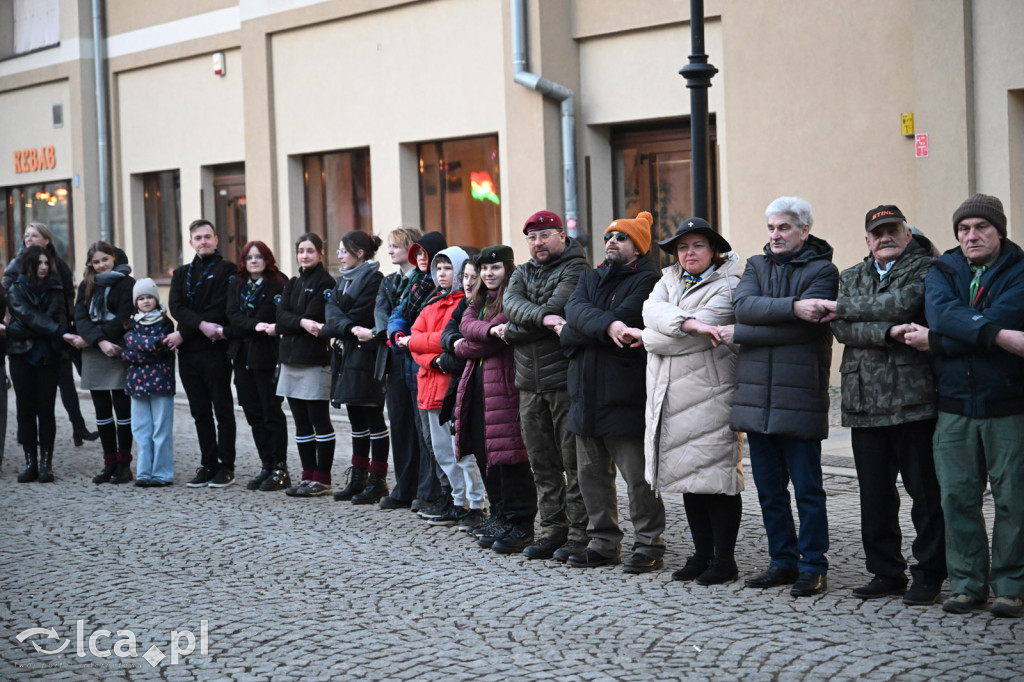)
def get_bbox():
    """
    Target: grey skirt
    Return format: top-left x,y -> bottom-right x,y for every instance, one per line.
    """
276,363 -> 331,401
80,347 -> 128,391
